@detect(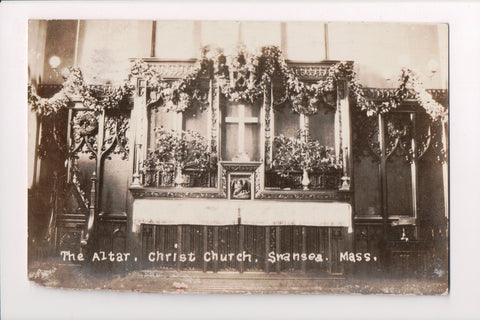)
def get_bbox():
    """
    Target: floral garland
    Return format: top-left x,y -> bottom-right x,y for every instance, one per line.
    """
217,45 -> 264,104
30,46 -> 447,123
28,67 -> 132,116
399,68 -> 448,121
